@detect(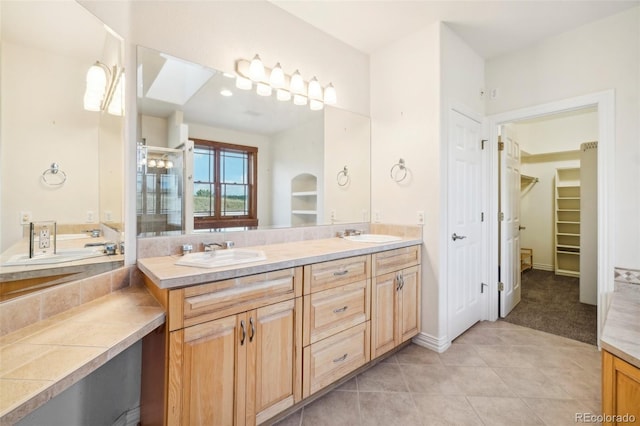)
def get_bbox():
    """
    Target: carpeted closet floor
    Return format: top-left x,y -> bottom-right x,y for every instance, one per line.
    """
501,269 -> 597,346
